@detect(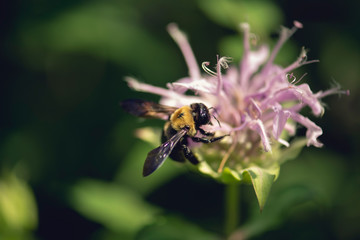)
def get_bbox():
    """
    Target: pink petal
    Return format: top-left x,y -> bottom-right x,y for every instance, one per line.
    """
297,84 -> 324,116
125,77 -> 179,99
291,112 -> 323,147
272,106 -> 291,139
249,119 -> 272,152
167,23 -> 201,81
172,78 -> 217,94
240,45 -> 269,91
